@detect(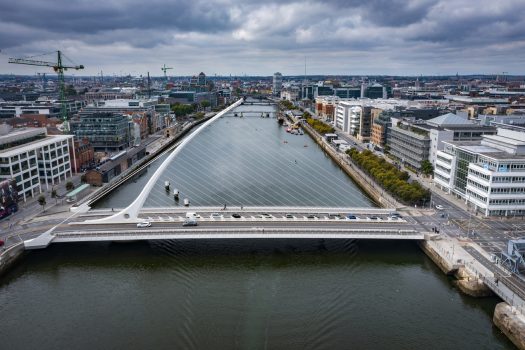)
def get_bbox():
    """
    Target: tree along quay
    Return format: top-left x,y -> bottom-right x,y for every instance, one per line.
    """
346,148 -> 430,206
